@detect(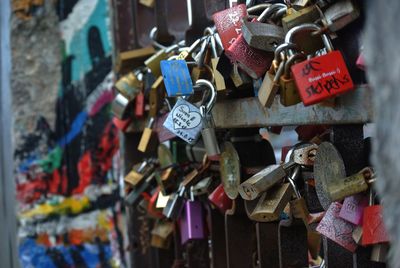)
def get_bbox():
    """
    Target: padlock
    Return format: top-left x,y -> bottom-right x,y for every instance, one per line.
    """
111,93 -> 131,120
362,191 -> 390,246
288,165 -> 324,231
147,188 -> 164,219
287,23 -> 355,106
151,220 -> 174,249
160,59 -> 194,97
225,15 -> 274,79
163,186 -> 186,220
138,118 -> 155,153
125,171 -> 156,206
134,91 -> 145,118
163,159 -> 210,219
220,142 -> 241,200
239,146 -> 309,200
114,71 -> 143,100
149,76 -> 164,116
282,5 -> 321,36
139,0 -> 155,8
191,177 -> 213,197
316,202 -> 358,252
145,49 -> 171,78
198,79 -> 220,160
155,113 -> 176,143
179,200 -> 205,245
112,117 -> 131,132
339,194 -> 368,225
115,46 -> 155,74
279,52 -> 304,106
322,0 -> 360,32
356,47 -> 365,71
247,182 -> 293,222
124,161 -> 148,187
212,4 -> 248,50
208,183 -> 233,214
156,191 -> 169,208
155,165 -> 180,196
241,4 -> 285,52
327,167 -> 372,202
163,98 -> 203,144
230,63 -> 252,88
352,225 -> 363,244
258,42 -> 296,108
208,31 -> 227,91
157,143 -> 173,168
176,36 -> 207,61
370,243 -> 389,263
